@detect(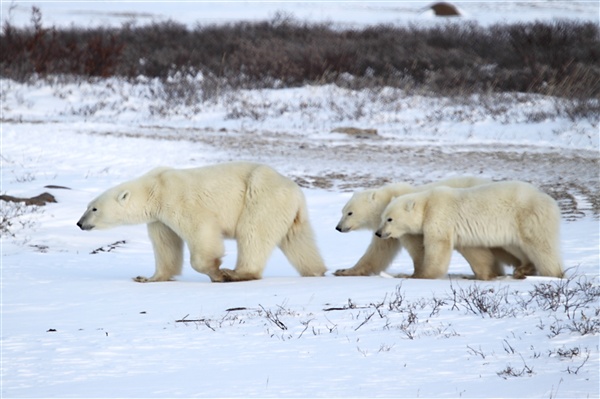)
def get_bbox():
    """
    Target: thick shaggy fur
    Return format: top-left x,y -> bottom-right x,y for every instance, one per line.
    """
77,162 -> 326,282
376,181 -> 564,279
334,177 -> 510,280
